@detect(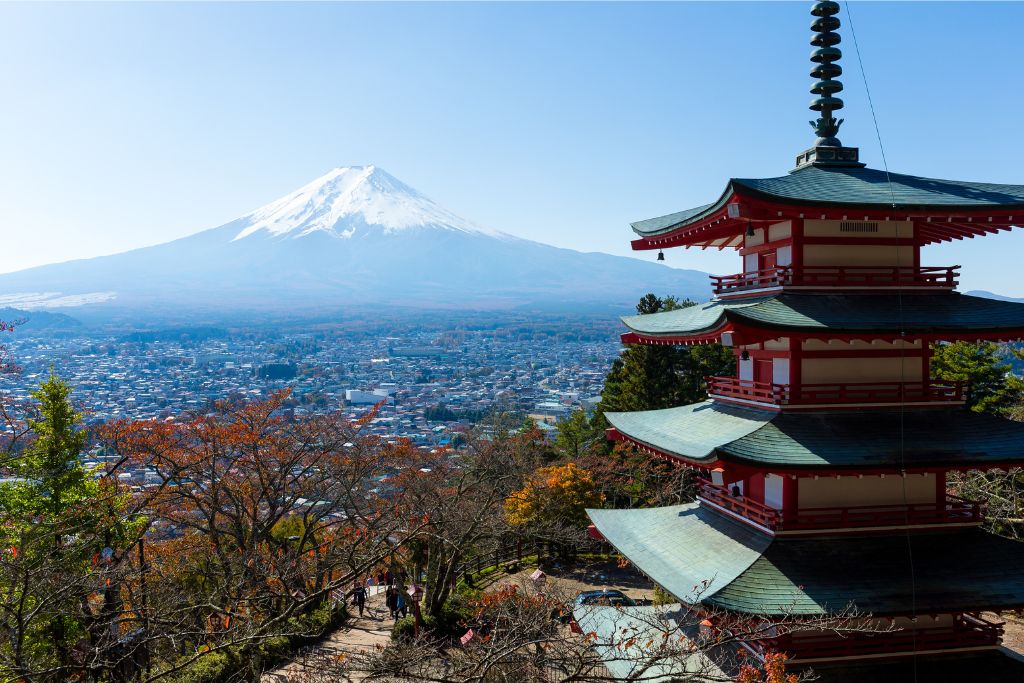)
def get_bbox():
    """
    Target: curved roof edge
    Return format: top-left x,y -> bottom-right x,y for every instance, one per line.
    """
631,165 -> 1024,240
